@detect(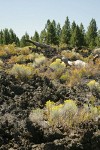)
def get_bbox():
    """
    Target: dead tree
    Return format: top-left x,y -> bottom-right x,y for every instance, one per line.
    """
25,40 -> 51,49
